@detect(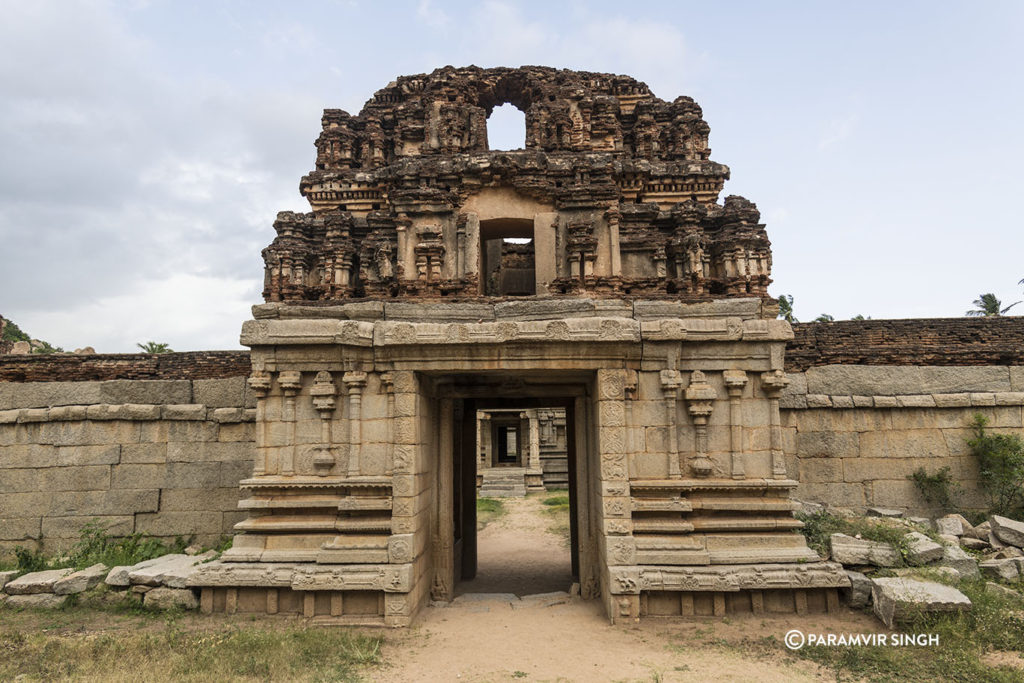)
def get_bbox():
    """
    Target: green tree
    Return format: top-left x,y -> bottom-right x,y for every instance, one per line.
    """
966,293 -> 1020,317
1,317 -> 31,343
851,314 -> 871,320
137,341 -> 173,354
813,313 -> 835,322
776,294 -> 797,323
